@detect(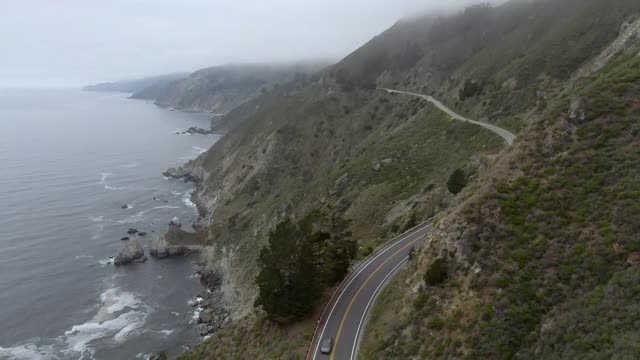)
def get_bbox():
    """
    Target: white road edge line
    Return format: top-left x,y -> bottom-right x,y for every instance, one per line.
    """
350,256 -> 408,360
311,222 -> 432,360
